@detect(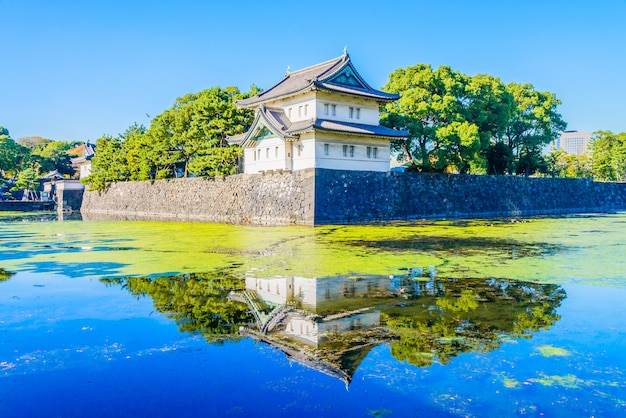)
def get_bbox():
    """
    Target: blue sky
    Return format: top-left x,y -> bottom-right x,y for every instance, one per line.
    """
2,0 -> 625,142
